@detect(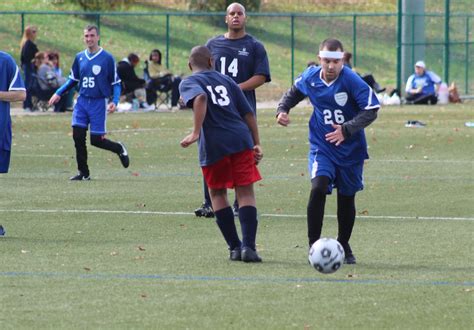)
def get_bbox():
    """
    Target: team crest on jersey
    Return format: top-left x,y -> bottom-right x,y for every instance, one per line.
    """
92,65 -> 101,75
238,48 -> 249,56
334,92 -> 348,106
